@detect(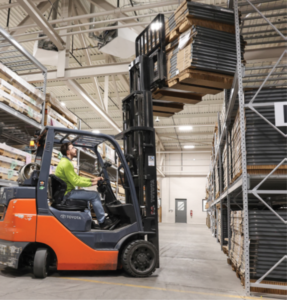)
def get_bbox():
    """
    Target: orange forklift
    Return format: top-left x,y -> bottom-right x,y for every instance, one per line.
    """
0,15 -> 166,278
